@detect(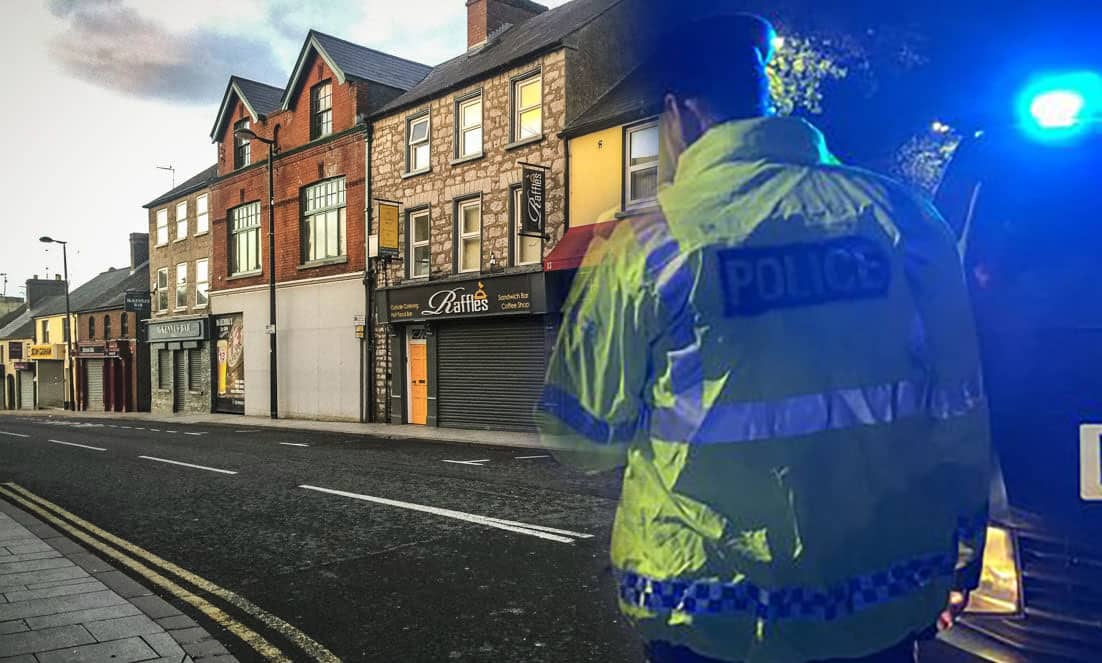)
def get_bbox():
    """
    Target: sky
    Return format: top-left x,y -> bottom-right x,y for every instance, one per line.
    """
0,0 -> 568,299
